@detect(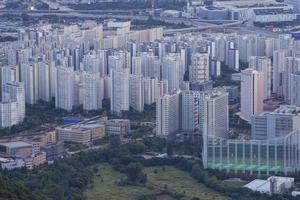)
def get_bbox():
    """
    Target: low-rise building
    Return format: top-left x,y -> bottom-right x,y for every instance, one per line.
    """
0,157 -> 24,170
0,141 -> 32,157
81,123 -> 105,141
105,119 -> 130,136
25,151 -> 47,169
57,121 -> 106,144
198,6 -> 229,20
244,176 -> 294,195
41,142 -> 64,161
253,8 -> 296,23
57,125 -> 92,144
251,105 -> 300,140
